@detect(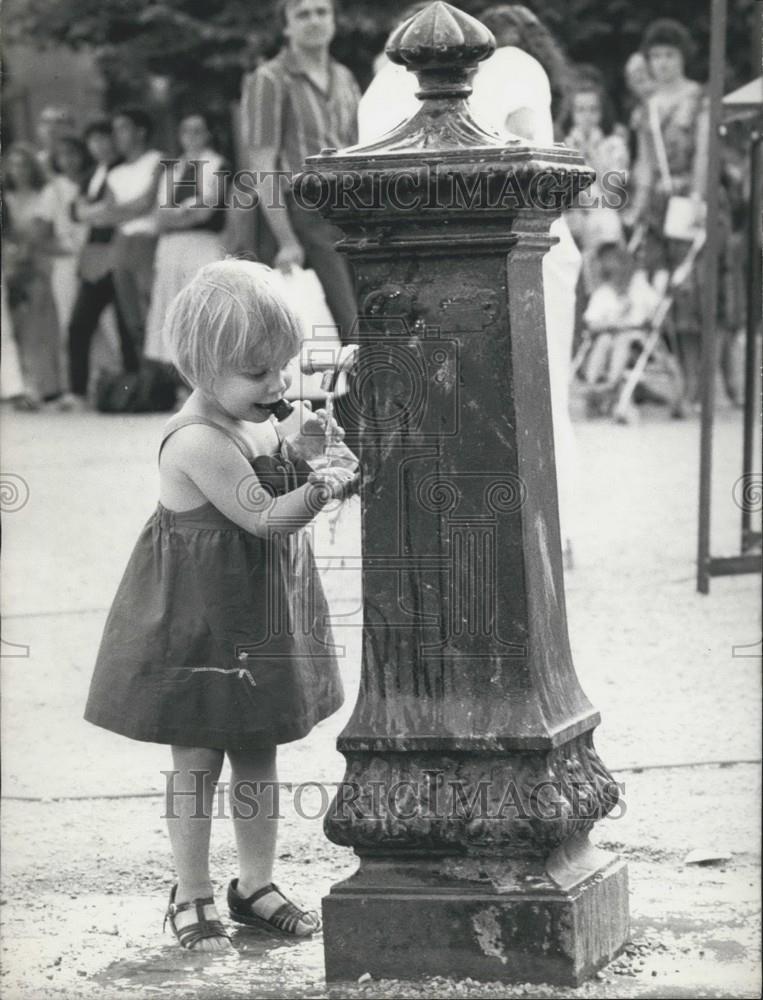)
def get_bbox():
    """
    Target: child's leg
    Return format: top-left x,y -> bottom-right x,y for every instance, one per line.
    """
584,333 -> 612,384
229,746 -> 278,894
607,332 -> 638,384
227,746 -> 319,935
166,745 -> 231,951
